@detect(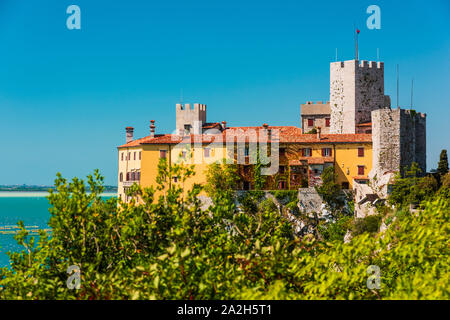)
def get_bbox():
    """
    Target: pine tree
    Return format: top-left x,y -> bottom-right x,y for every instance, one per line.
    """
437,149 -> 449,176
